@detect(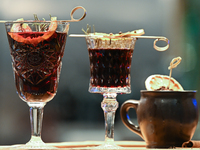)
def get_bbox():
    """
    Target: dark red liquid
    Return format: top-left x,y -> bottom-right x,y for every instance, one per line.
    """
88,48 -> 133,88
7,32 -> 67,102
